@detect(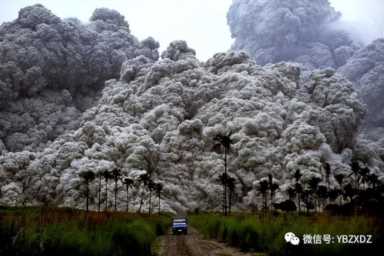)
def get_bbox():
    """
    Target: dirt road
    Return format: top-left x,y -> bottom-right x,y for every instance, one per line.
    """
157,229 -> 265,256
